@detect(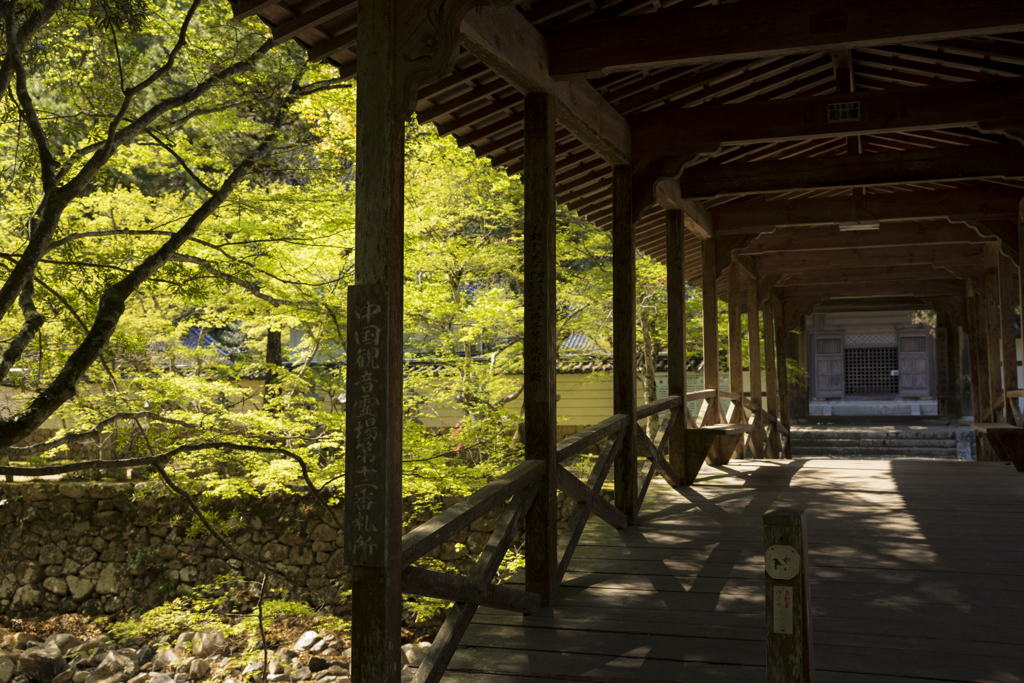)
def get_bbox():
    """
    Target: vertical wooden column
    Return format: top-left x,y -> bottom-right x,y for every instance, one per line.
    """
727,262 -> 744,458
998,253 -> 1019,424
346,1 -> 405,678
1018,197 -> 1024,422
983,244 -> 1004,423
746,268 -> 765,459
772,293 -> 793,459
522,93 -> 558,605
764,509 -> 815,683
666,210 -> 688,479
612,166 -> 637,525
967,281 -> 990,458
762,295 -> 781,458
702,239 -> 721,425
